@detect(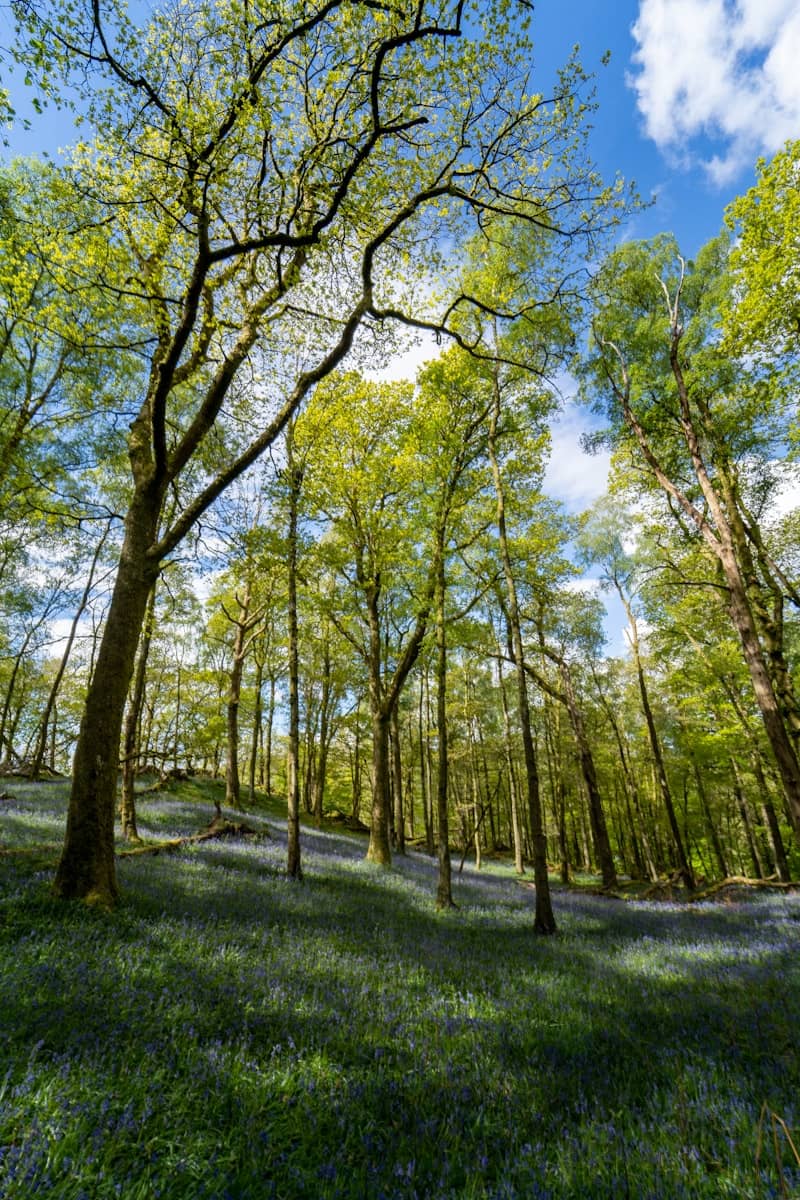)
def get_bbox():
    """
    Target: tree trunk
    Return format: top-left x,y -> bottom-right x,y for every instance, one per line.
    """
264,673 -> 275,798
312,636 -> 333,827
732,771 -> 765,878
286,445 -> 303,880
693,761 -> 728,879
488,377 -> 555,934
32,524 -> 111,779
420,671 -> 435,855
54,492 -> 160,904
750,753 -> 791,881
623,598 -> 693,888
470,751 -> 482,870
391,704 -> 405,855
498,657 -> 525,876
433,559 -> 454,904
224,585 -> 251,813
542,695 -> 570,884
368,705 -> 392,865
120,581 -> 157,842
350,696 -> 363,824
603,697 -> 658,883
248,654 -> 264,805
559,660 -> 617,888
